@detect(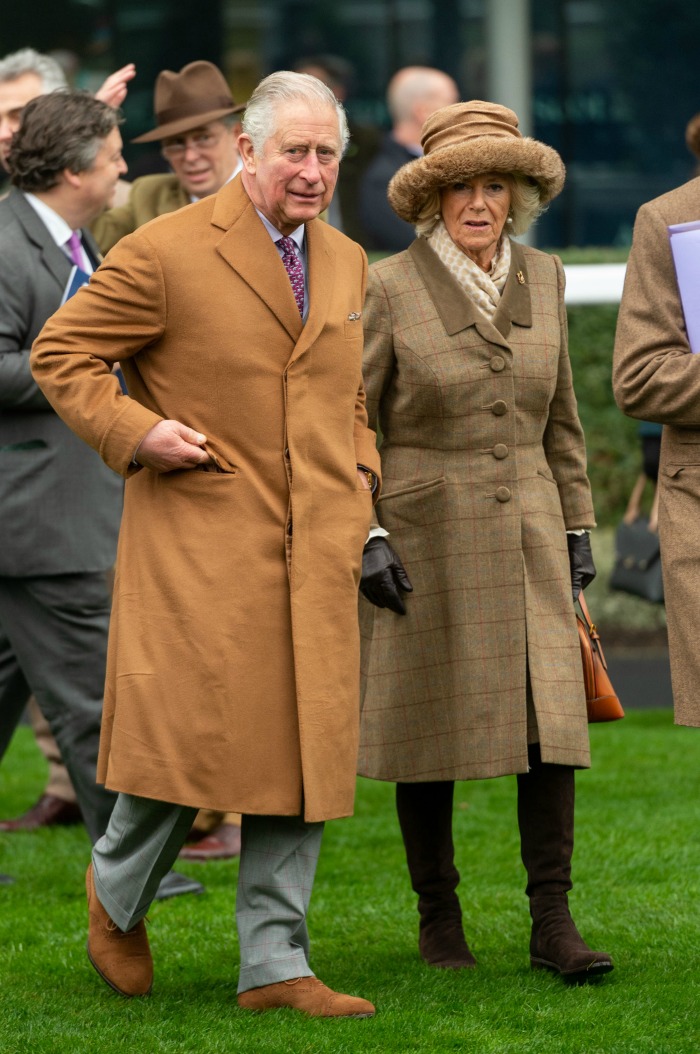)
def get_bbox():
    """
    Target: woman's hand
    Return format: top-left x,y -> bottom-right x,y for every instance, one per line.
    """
360,537 -> 413,614
567,532 -> 596,601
